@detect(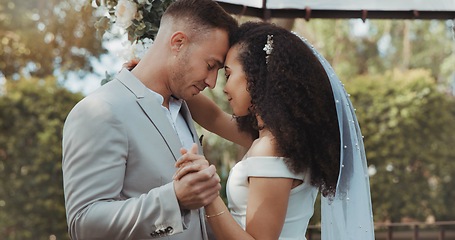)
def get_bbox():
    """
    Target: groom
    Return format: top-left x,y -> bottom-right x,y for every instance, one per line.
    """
61,0 -> 237,239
